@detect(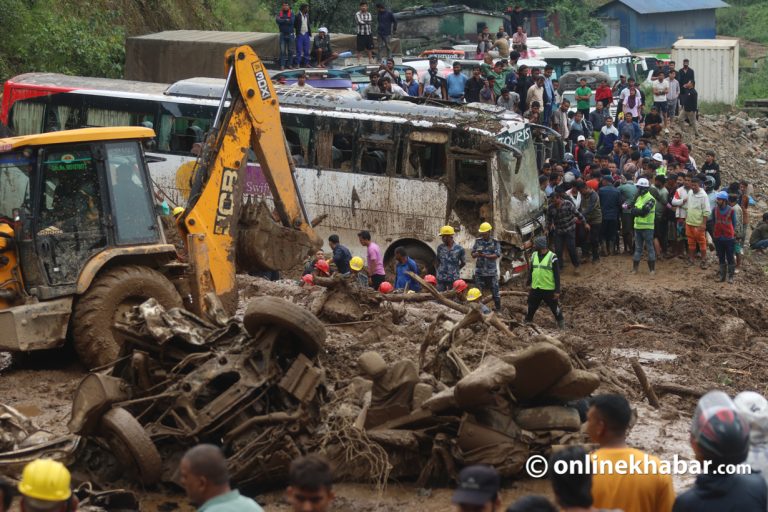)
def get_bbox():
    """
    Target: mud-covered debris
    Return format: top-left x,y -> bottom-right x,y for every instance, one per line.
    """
514,406 -> 582,431
504,342 -> 572,401
546,369 -> 601,401
454,356 -> 516,410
